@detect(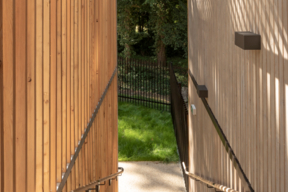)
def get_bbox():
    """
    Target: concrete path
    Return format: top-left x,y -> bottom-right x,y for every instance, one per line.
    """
118,162 -> 186,192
